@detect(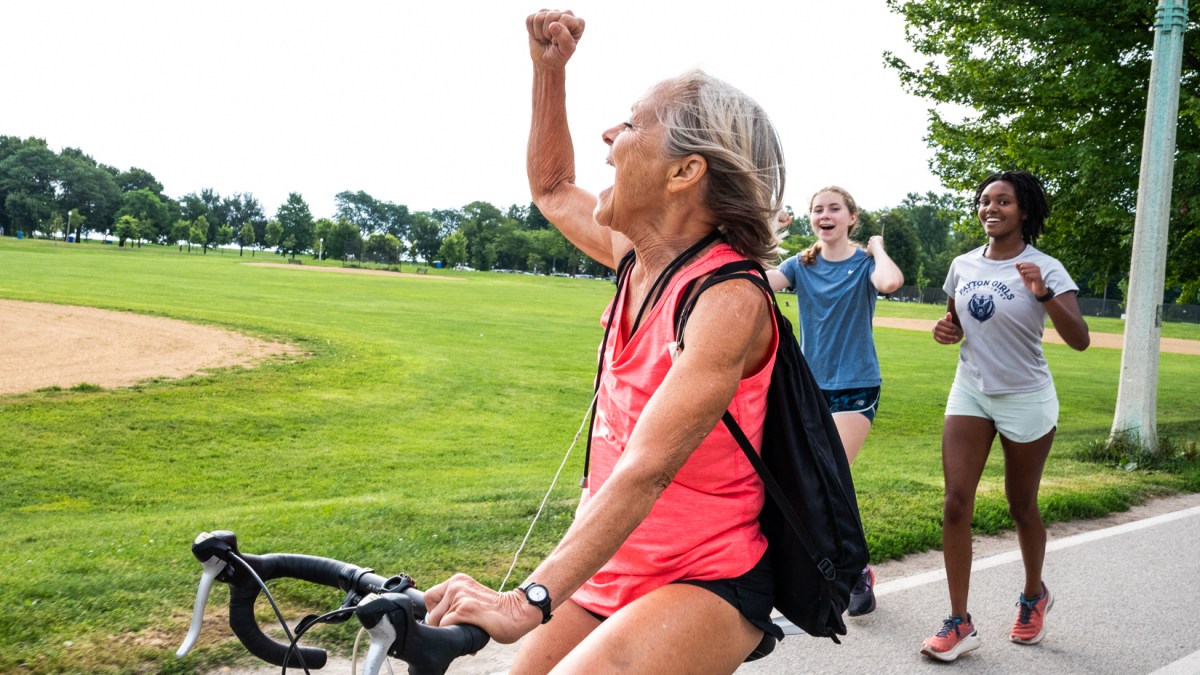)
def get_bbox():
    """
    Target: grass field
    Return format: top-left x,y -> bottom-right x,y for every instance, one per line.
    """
2,237 -> 1198,674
